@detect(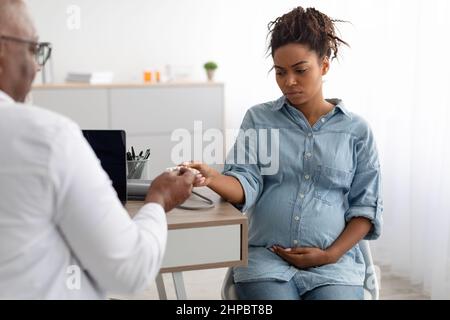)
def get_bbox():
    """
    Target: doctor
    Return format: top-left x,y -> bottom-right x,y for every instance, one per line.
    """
0,0 -> 197,299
